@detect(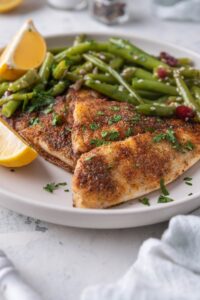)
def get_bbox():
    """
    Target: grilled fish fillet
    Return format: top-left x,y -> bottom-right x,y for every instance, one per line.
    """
2,94 -> 76,172
2,88 -> 200,210
73,127 -> 200,208
1,89 -> 103,172
71,89 -> 198,156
